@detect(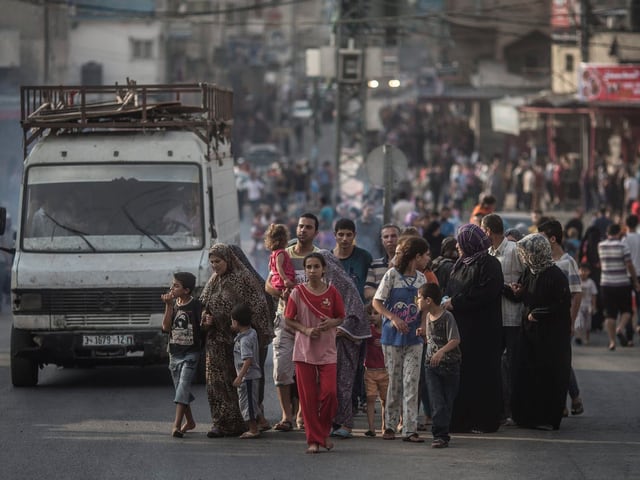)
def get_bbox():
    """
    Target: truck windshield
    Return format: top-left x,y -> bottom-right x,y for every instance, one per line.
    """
21,164 -> 204,252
